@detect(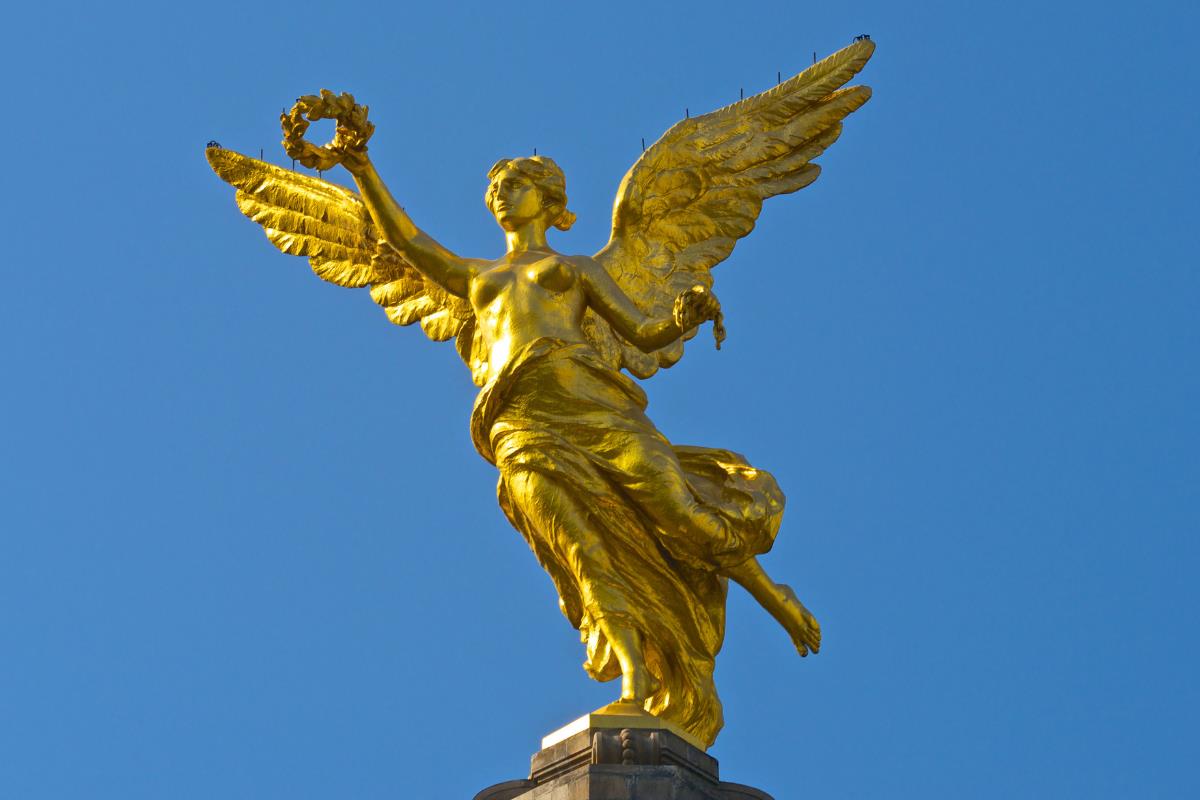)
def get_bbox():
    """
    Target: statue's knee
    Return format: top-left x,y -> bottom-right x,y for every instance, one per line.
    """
646,490 -> 701,532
